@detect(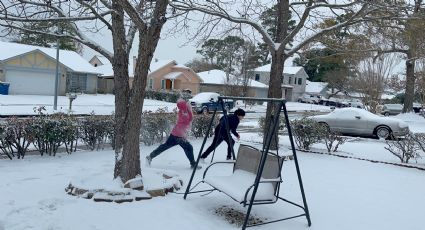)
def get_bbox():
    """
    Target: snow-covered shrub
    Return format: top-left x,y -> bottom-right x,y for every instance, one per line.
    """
385,133 -> 421,163
60,116 -> 80,154
2,117 -> 34,159
140,109 -> 176,146
144,89 -> 192,103
79,114 -> 113,151
191,114 -> 220,138
0,124 -> 13,159
413,133 -> 425,156
323,130 -> 346,153
30,116 -> 64,156
258,116 -> 286,136
292,118 -> 326,150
